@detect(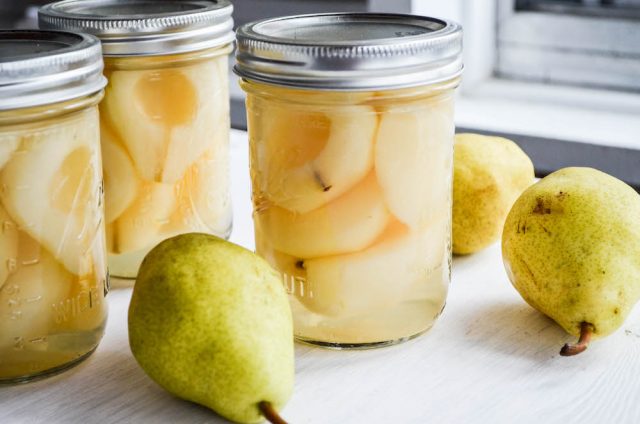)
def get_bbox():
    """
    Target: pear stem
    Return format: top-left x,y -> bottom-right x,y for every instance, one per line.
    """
258,401 -> 288,424
560,322 -> 594,356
